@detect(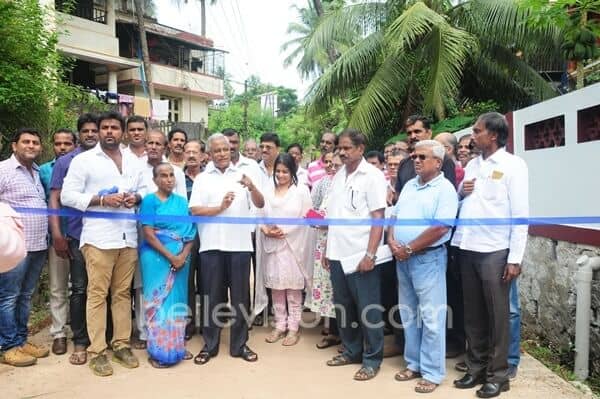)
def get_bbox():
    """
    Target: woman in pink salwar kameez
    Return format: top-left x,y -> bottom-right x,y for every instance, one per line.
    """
254,154 -> 313,346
